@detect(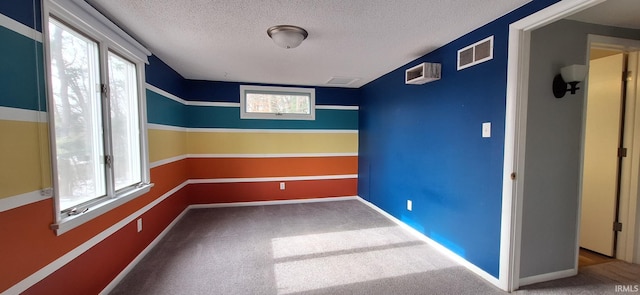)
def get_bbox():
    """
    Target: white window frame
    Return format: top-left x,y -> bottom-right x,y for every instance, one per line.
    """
44,0 -> 152,235
240,85 -> 316,120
